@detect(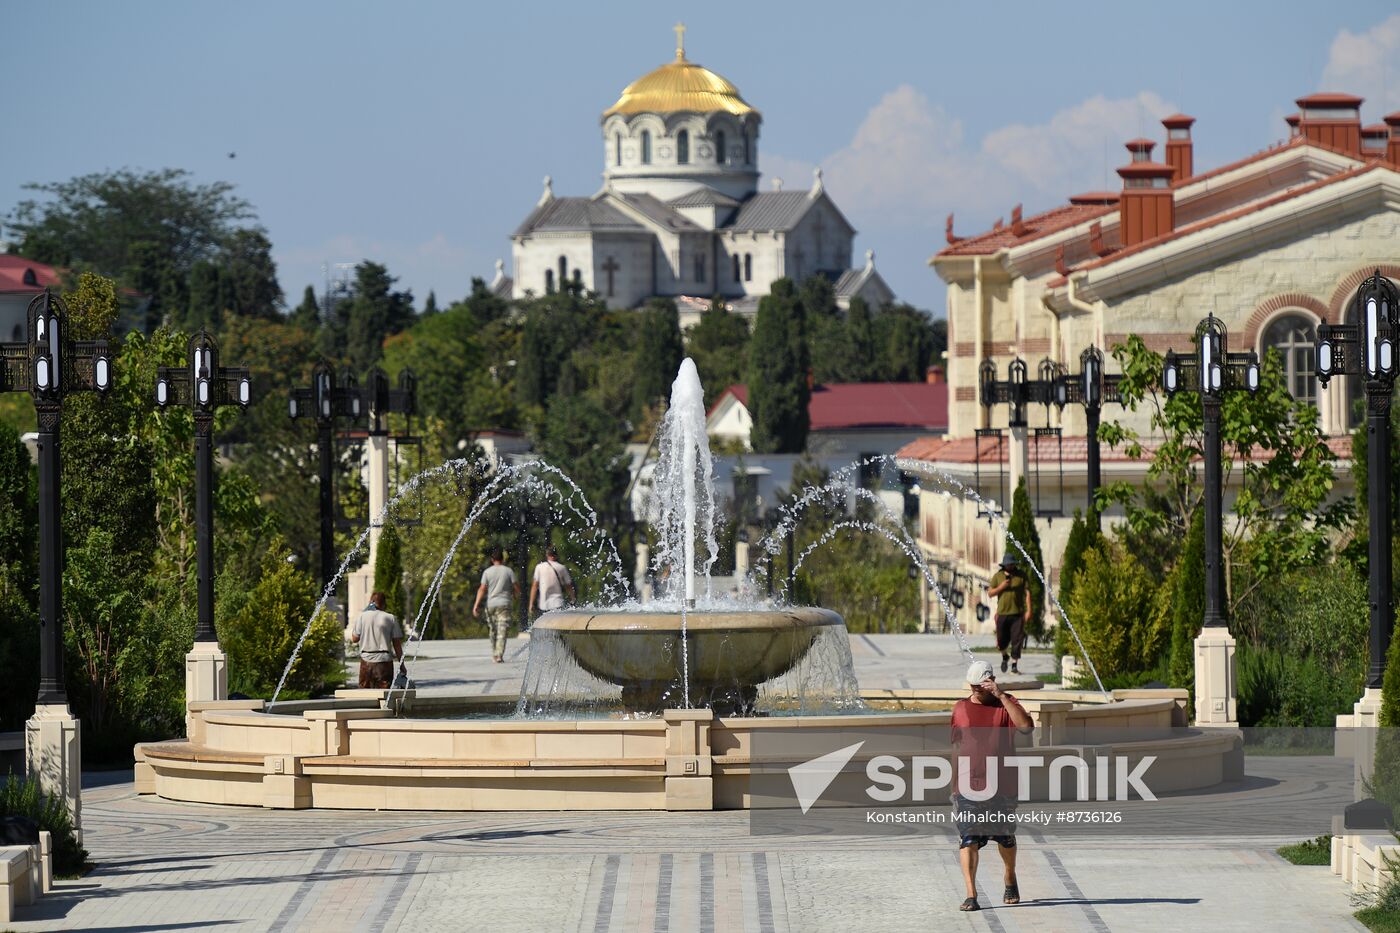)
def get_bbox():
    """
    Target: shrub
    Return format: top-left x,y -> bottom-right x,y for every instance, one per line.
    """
0,774 -> 87,876
1168,511 -> 1205,693
1006,480 -> 1046,642
220,549 -> 344,698
1054,510 -> 1099,660
373,524 -> 406,621
1064,542 -> 1158,680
